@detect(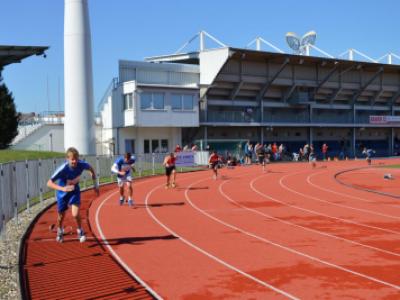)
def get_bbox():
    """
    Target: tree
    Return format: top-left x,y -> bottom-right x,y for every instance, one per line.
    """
0,72 -> 20,149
